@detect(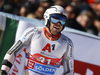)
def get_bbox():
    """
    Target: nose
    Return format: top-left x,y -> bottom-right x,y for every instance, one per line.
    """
56,21 -> 62,26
